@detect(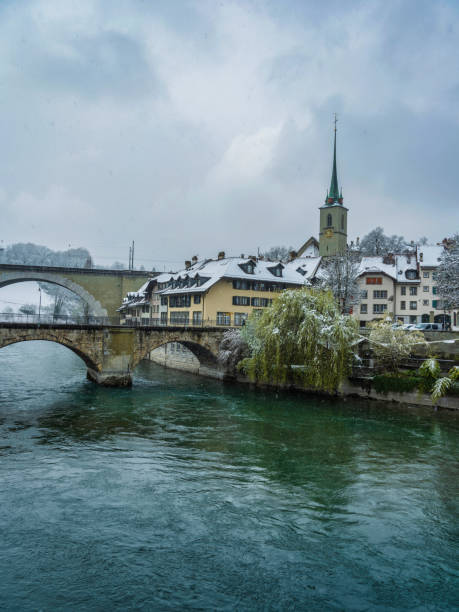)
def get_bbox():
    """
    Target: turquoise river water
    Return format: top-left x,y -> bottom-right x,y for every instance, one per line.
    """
0,341 -> 458,611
